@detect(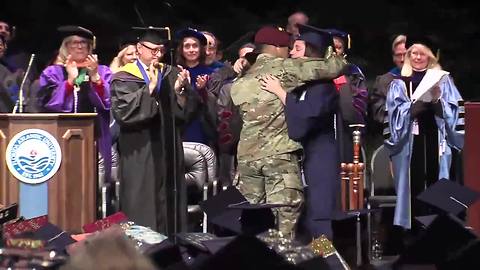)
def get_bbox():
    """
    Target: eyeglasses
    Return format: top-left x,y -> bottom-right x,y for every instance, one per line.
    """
68,40 -> 89,48
140,42 -> 164,55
